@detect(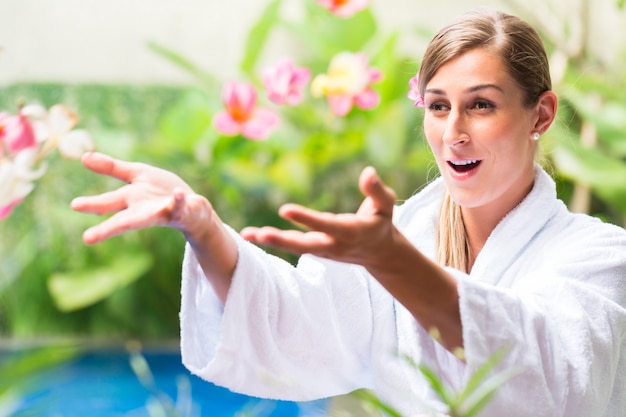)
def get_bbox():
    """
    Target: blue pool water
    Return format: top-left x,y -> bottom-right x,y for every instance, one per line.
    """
11,348 -> 329,417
